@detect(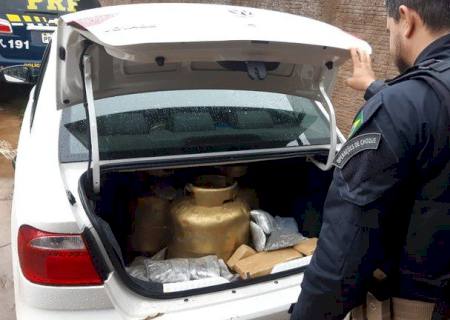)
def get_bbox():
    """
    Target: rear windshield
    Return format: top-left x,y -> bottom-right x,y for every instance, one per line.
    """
59,90 -> 332,162
0,0 -> 99,13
